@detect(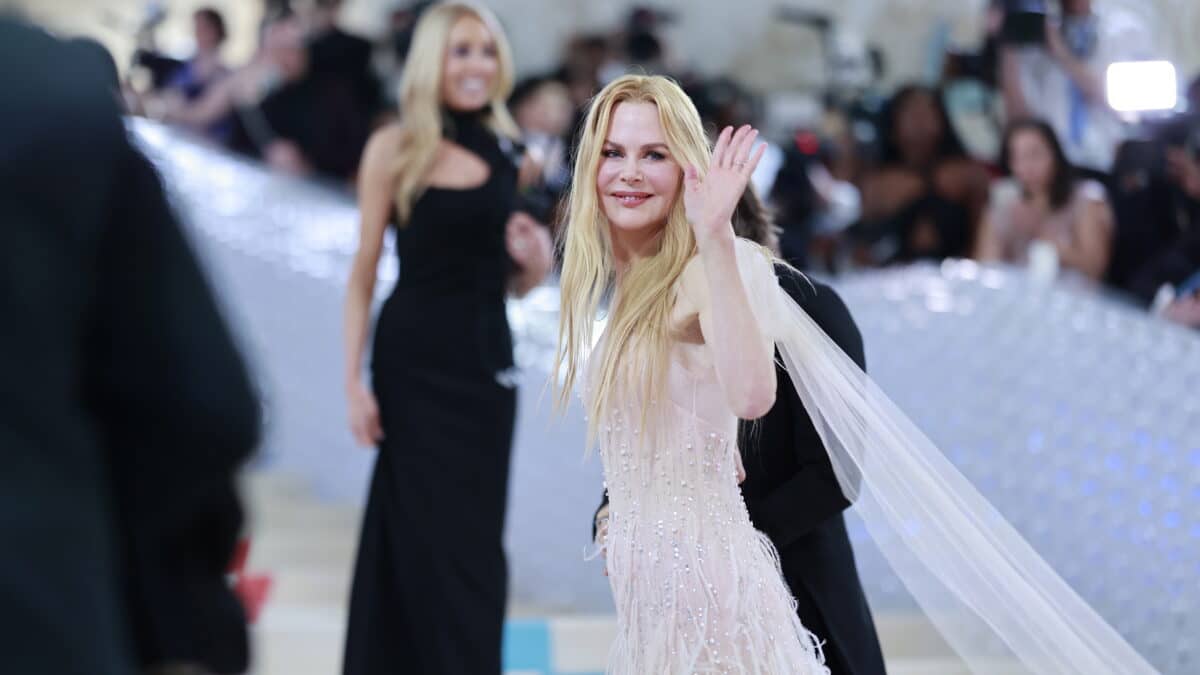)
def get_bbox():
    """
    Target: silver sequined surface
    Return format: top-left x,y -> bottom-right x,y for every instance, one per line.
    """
132,120 -> 1198,672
